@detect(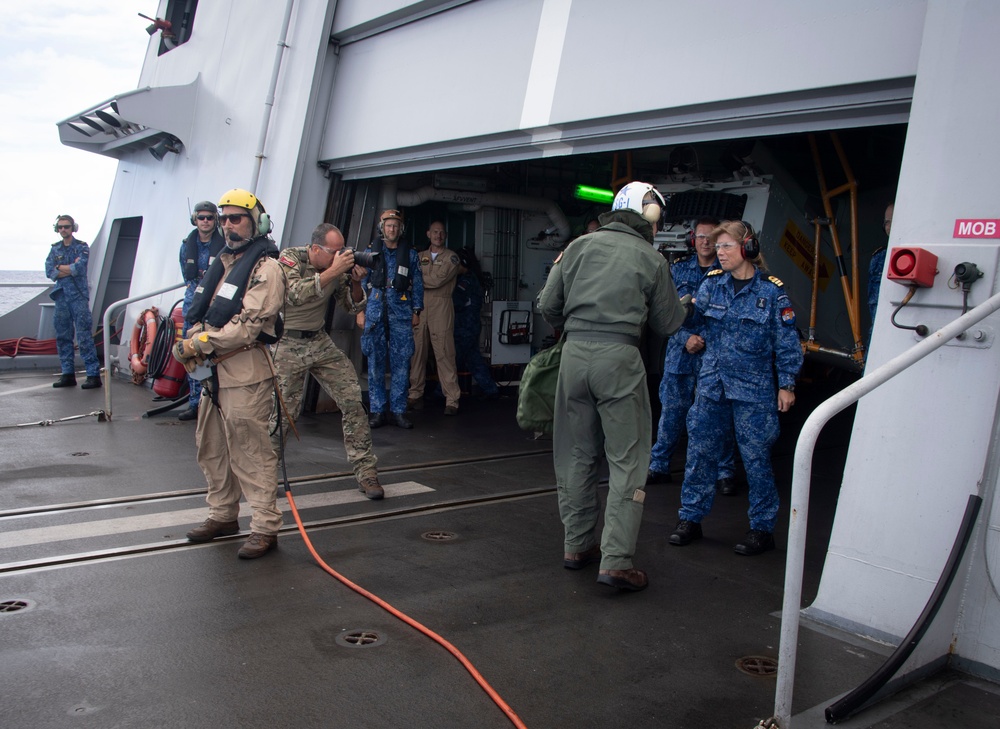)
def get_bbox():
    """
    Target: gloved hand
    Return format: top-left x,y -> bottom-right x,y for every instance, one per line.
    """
174,338 -> 201,360
679,294 -> 695,318
172,334 -> 209,370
